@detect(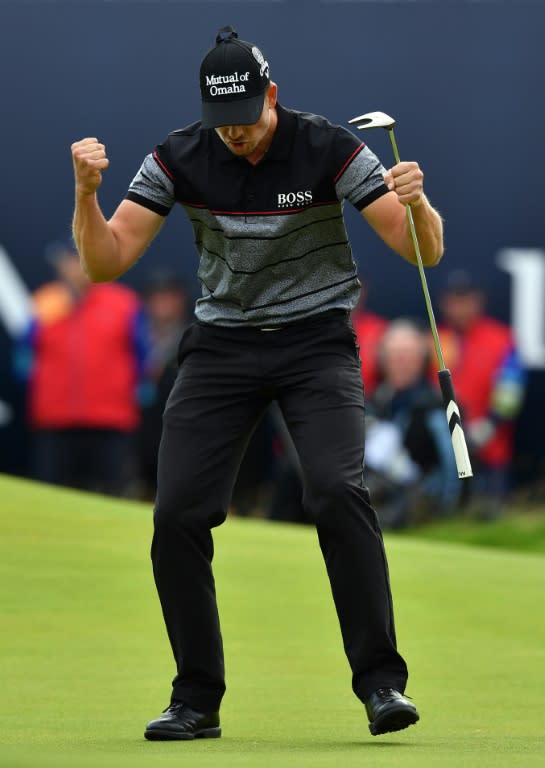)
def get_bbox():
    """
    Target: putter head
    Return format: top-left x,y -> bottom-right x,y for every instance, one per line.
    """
348,111 -> 396,130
